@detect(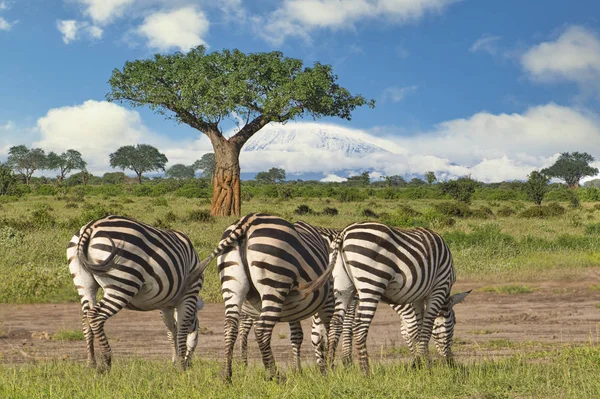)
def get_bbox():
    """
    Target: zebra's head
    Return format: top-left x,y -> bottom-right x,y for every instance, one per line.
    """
432,290 -> 471,359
